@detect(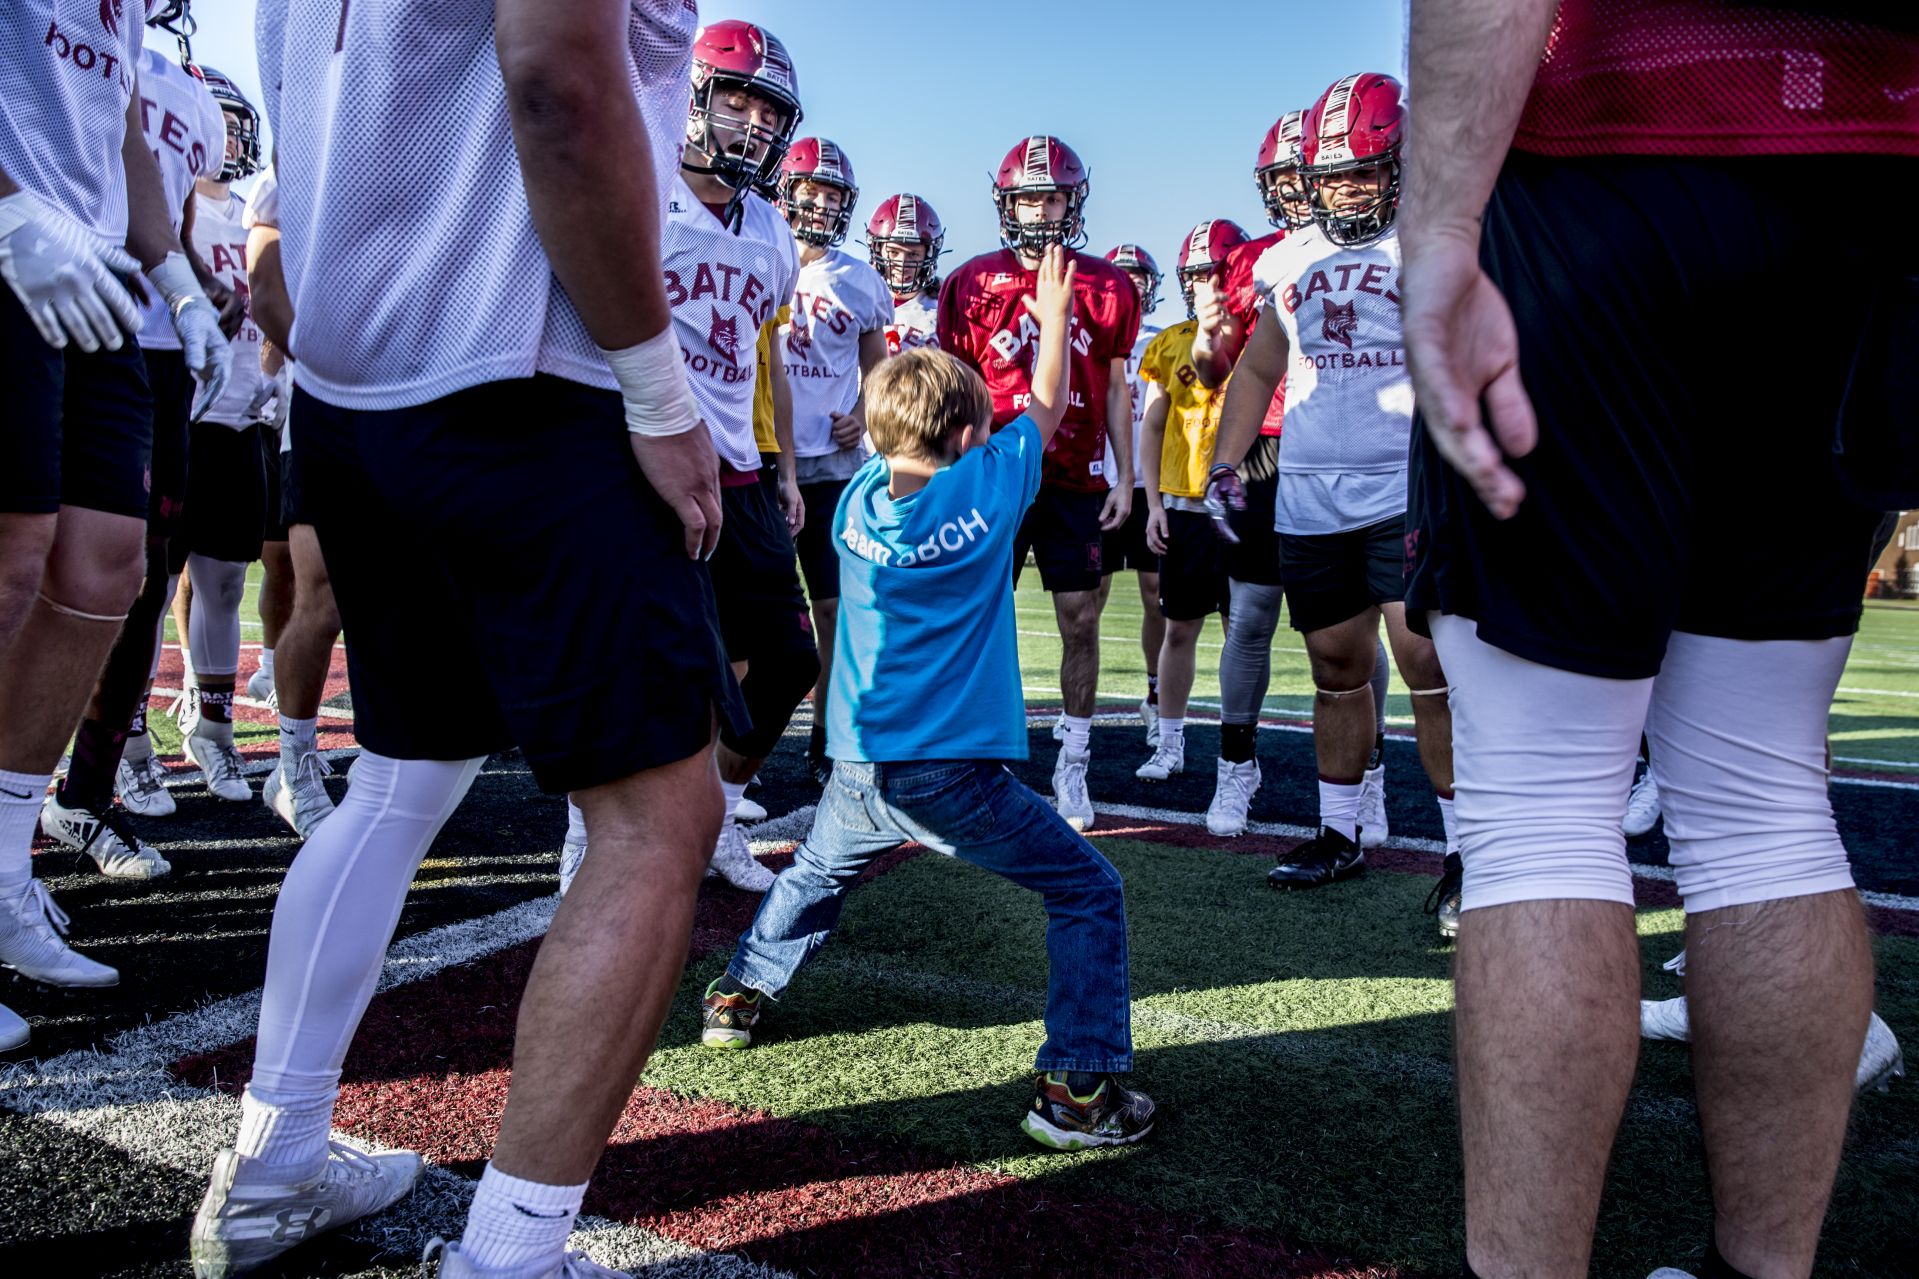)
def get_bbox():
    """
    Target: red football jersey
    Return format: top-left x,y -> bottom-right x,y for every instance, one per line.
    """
1517,0 -> 1919,157
1220,230 -> 1287,438
937,248 -> 1141,492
